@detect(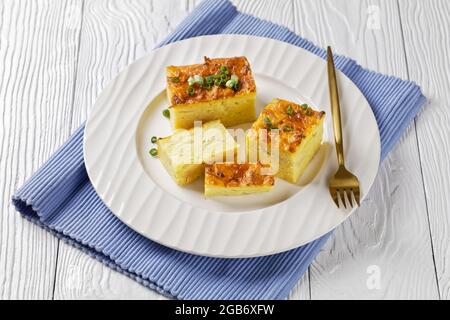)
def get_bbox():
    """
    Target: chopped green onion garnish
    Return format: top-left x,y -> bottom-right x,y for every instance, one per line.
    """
162,109 -> 170,118
187,76 -> 195,86
283,125 -> 293,132
226,79 -> 235,88
287,105 -> 294,116
169,77 -> 180,83
198,71 -> 239,89
149,148 -> 158,157
263,117 -> 273,128
151,136 -> 158,143
301,103 -> 308,109
187,86 -> 195,96
306,108 -> 313,116
205,75 -> 214,85
193,74 -> 204,85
